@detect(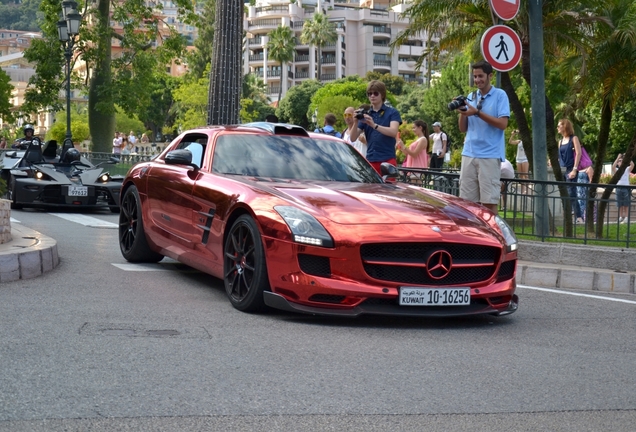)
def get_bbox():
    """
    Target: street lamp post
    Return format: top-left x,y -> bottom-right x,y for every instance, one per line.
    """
57,0 -> 82,151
